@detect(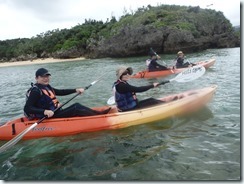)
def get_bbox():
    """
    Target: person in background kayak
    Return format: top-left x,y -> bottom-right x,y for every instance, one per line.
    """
175,51 -> 196,68
146,50 -> 169,72
24,68 -> 110,120
113,66 -> 164,112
